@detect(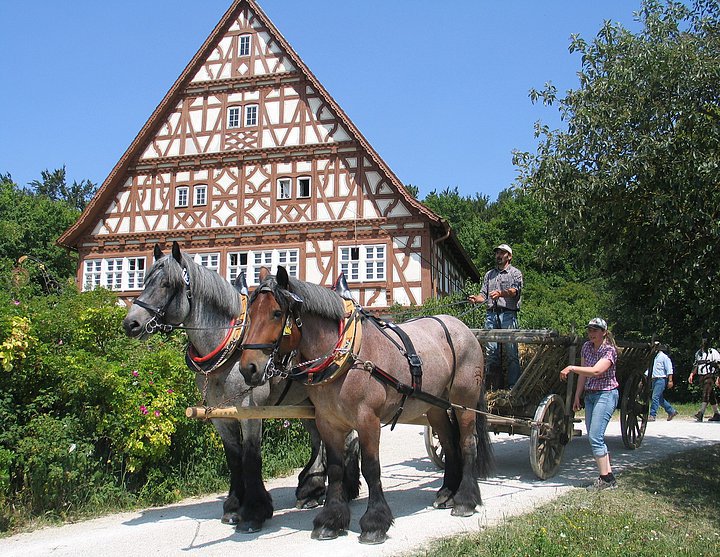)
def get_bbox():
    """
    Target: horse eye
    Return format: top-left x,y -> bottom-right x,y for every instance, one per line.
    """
273,310 -> 283,319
